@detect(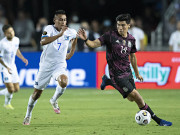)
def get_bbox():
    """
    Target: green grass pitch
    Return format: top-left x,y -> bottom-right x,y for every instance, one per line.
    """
0,88 -> 180,135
